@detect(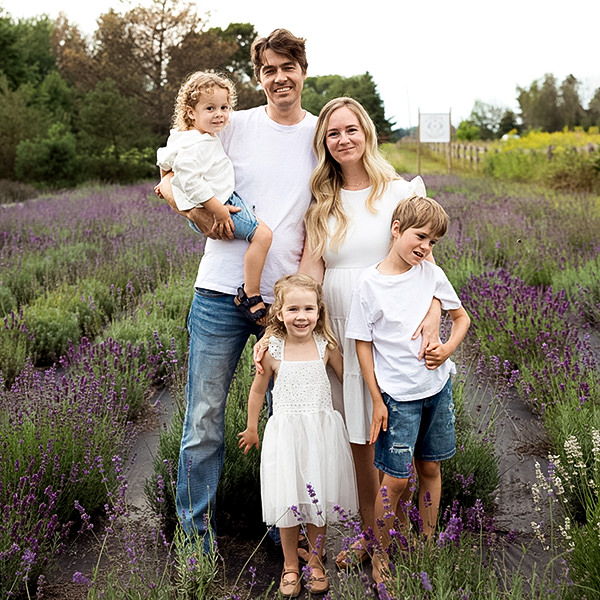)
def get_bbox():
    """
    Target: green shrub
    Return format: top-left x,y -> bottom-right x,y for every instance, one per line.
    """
23,301 -> 80,365
15,123 -> 81,188
0,311 -> 33,386
0,283 -> 17,318
483,149 -> 548,182
546,147 -> 600,193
